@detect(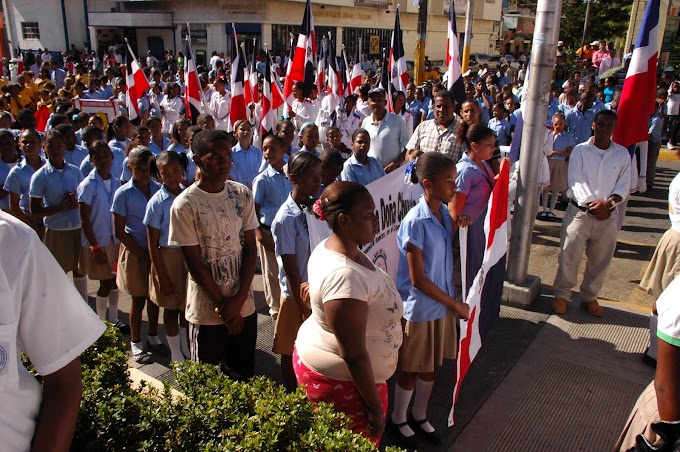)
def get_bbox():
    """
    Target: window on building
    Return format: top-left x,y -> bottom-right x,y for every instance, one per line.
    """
21,22 -> 40,40
271,24 -> 337,55
343,27 -> 391,60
